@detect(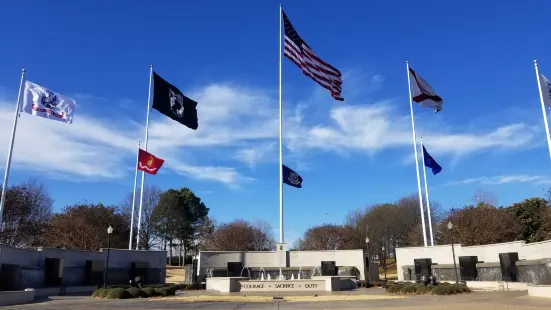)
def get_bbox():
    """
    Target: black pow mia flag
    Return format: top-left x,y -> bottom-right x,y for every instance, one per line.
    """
152,72 -> 198,130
